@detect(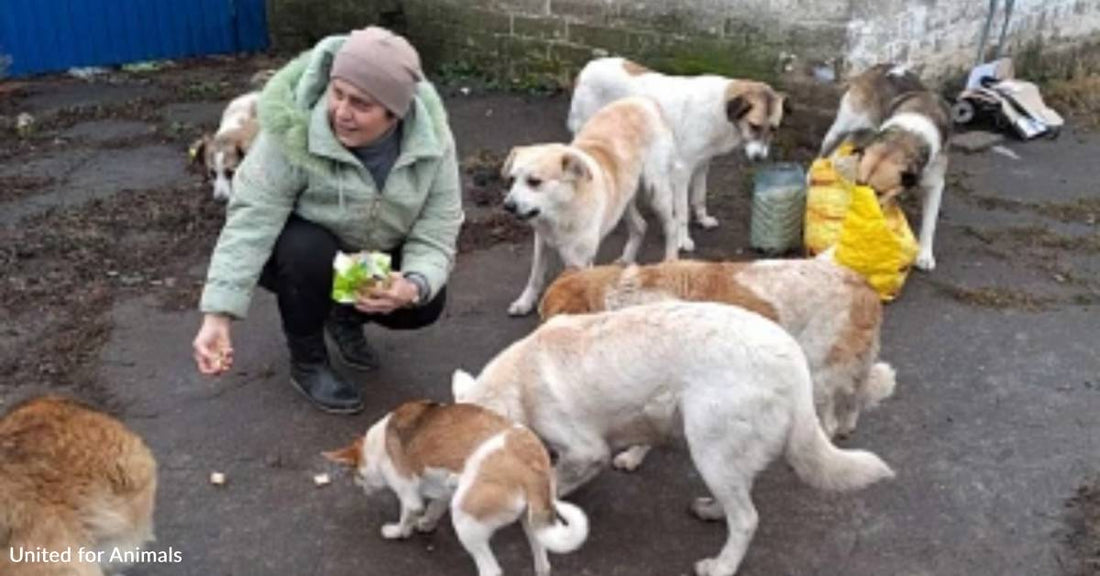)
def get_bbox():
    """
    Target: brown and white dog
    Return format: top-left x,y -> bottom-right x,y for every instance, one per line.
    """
191,91 -> 260,202
819,63 -> 951,271
324,400 -> 588,576
453,301 -> 894,576
502,95 -> 686,316
539,258 -> 897,447
1,396 -> 157,576
568,57 -> 787,249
